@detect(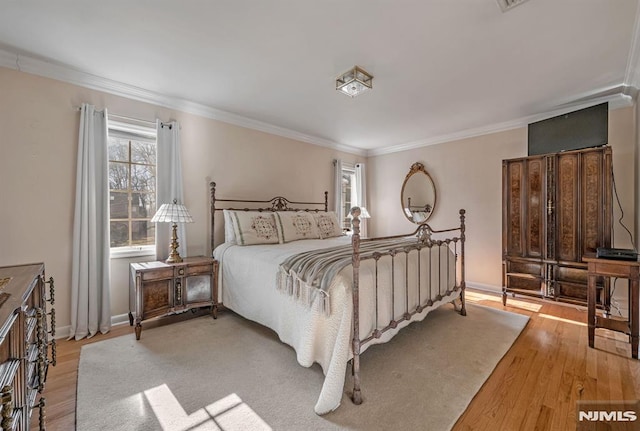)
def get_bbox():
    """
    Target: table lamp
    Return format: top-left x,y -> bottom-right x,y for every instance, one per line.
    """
151,199 -> 193,263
